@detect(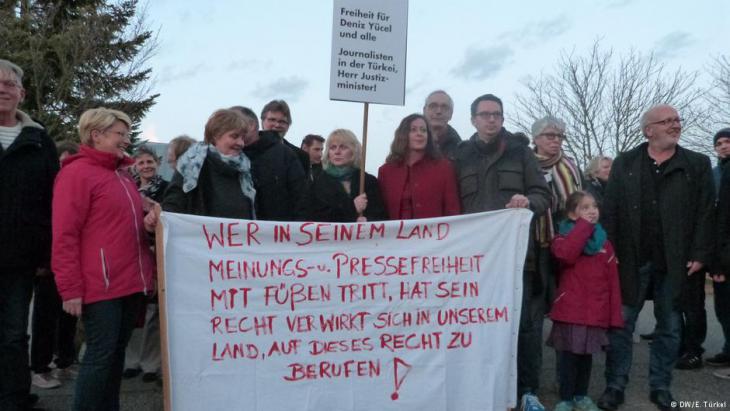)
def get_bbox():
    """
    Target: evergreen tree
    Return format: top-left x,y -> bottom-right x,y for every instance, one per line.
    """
0,0 -> 158,142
